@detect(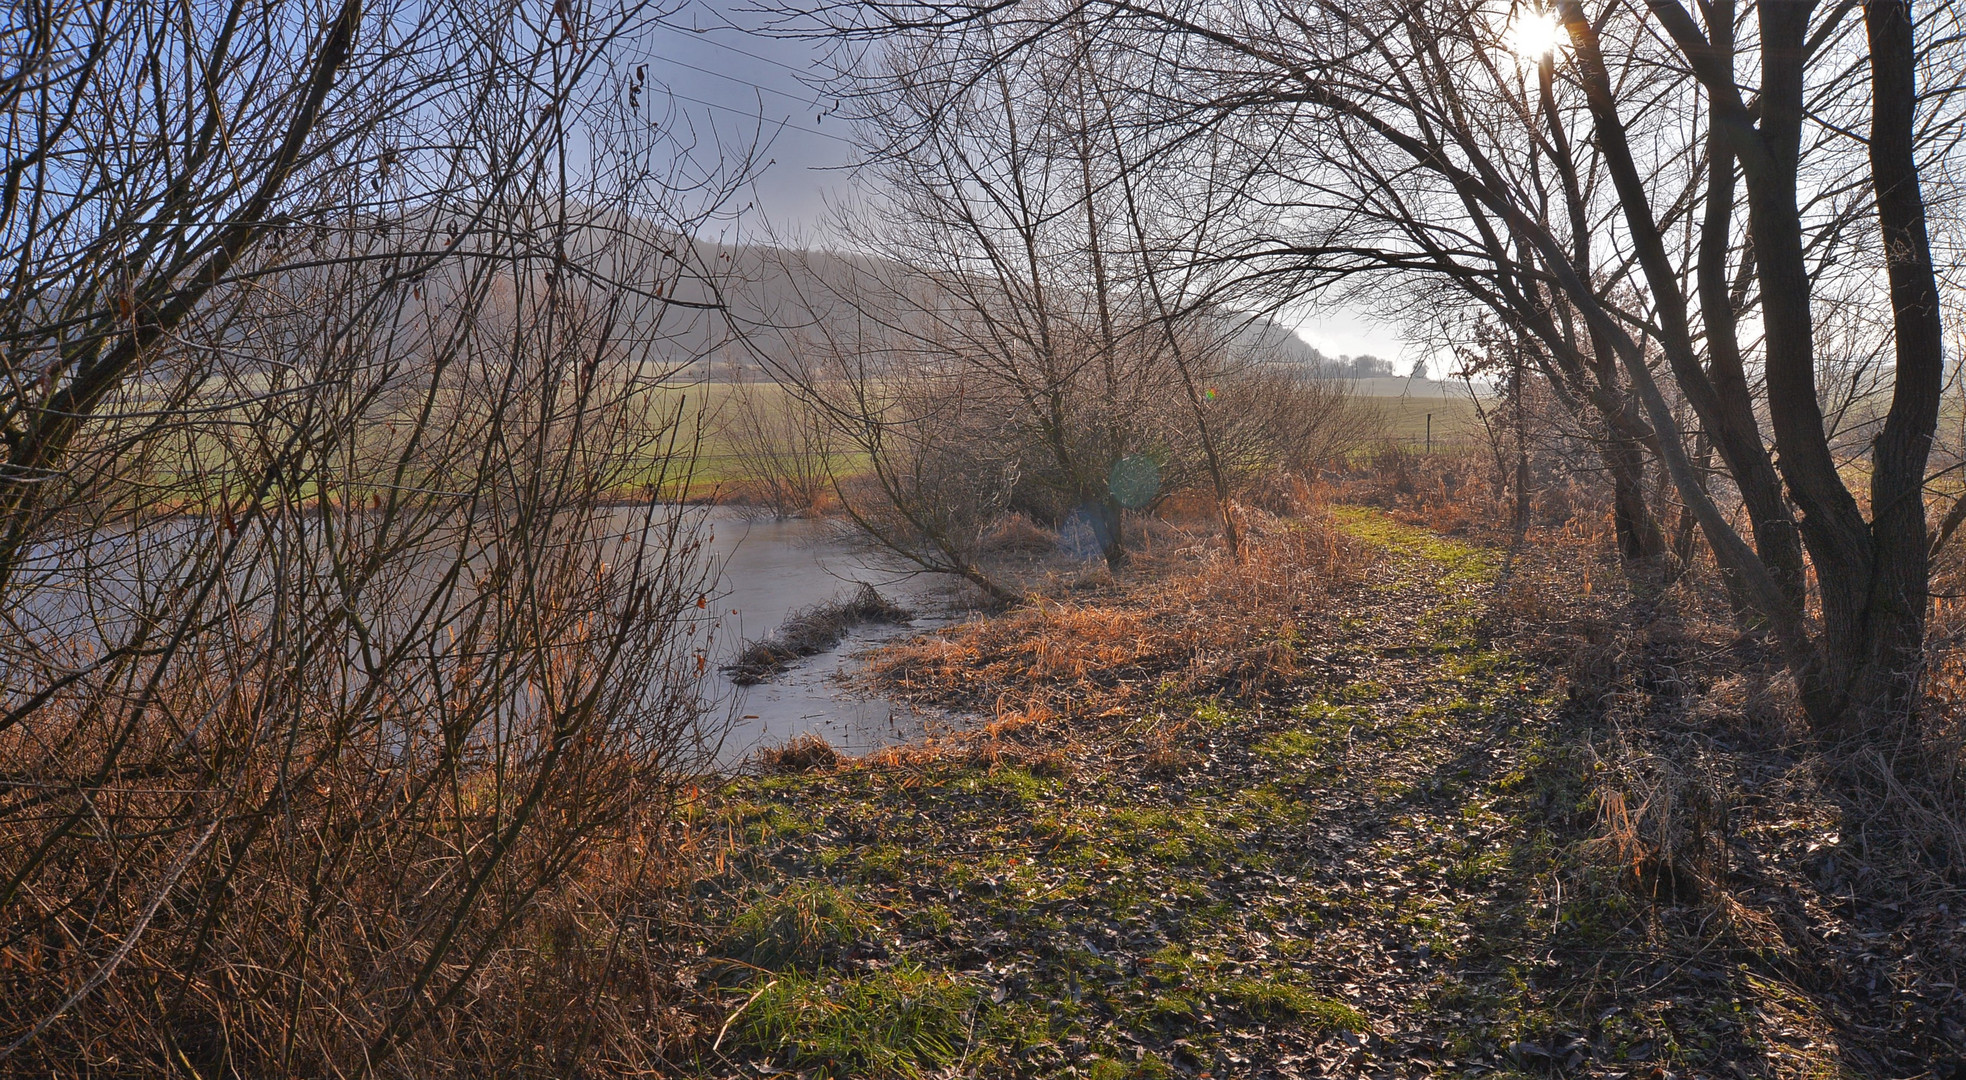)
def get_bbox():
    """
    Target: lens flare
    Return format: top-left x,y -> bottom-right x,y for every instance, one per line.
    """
1108,455 -> 1161,510
1507,9 -> 1564,58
